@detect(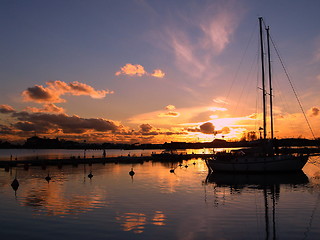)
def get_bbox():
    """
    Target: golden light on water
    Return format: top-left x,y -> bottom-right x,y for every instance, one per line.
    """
116,212 -> 147,234
116,211 -> 167,233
